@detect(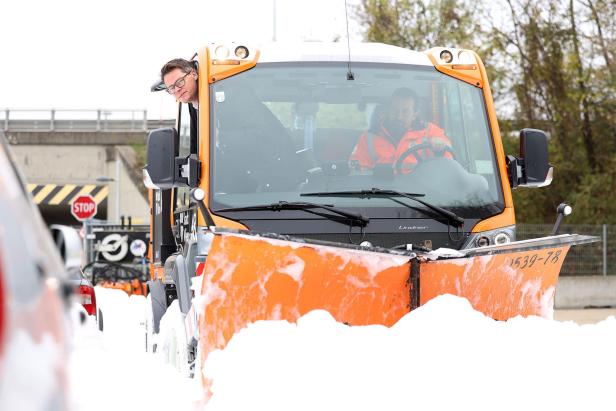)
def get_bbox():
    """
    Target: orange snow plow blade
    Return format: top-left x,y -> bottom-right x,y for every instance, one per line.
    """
197,230 -> 596,391
421,245 -> 567,319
